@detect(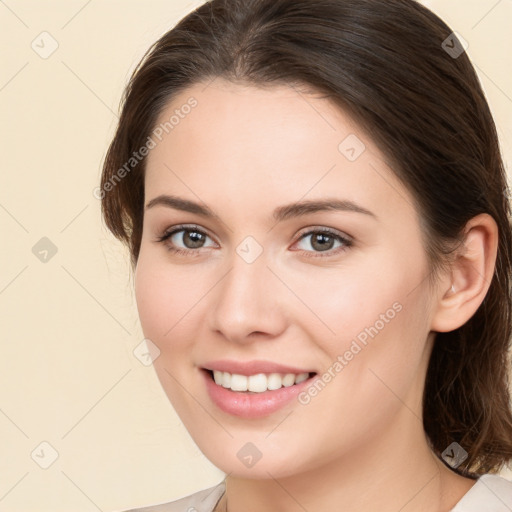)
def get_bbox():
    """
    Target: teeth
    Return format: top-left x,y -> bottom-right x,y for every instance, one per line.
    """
220,372 -> 231,388
230,373 -> 248,391
267,373 -> 282,390
248,373 -> 267,392
295,373 -> 309,384
212,370 -> 310,393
